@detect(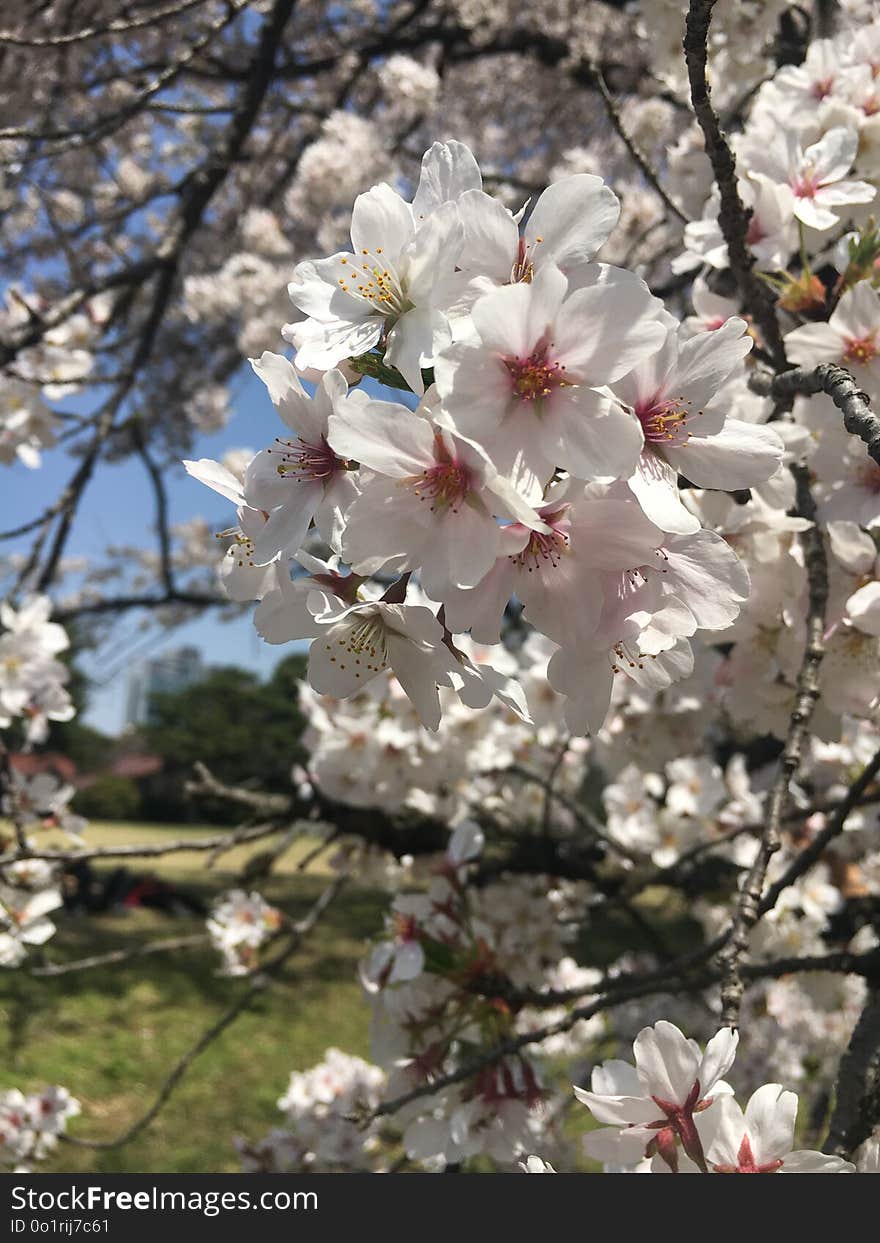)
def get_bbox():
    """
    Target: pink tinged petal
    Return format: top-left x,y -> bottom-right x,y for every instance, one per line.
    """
633,1021 -> 700,1104
481,469 -> 551,531
249,350 -> 319,437
456,660 -> 532,720
220,557 -> 273,604
828,520 -> 877,573
313,470 -> 360,550
742,1084 -> 797,1164
308,618 -> 388,698
818,181 -> 876,207
581,1127 -> 652,1165
697,1027 -> 740,1096
292,315 -> 384,372
405,201 -> 465,304
661,530 -> 750,630
701,1094 -> 748,1168
412,140 -> 482,222
848,581 -> 880,634
551,274 -> 666,386
389,940 -> 425,983
340,482 -> 430,578
572,1086 -> 660,1127
542,389 -> 645,480
457,189 -> 519,280
670,316 -> 753,409
250,482 -> 322,565
254,568 -> 320,643
833,280 -> 880,338
591,1060 -> 642,1097
526,174 -> 620,272
287,254 -> 372,320
793,197 -> 840,231
805,126 -> 859,182
470,281 -> 534,358
243,448 -> 293,509
475,403 -> 558,495
385,308 -> 450,395
568,498 -> 662,571
548,648 -> 614,735
379,602 -> 446,646
349,182 -> 414,259
514,533 -> 603,650
666,419 -> 784,489
183,458 -> 244,505
420,503 -> 502,596
629,454 -> 701,535
438,559 -> 518,642
385,634 -> 444,731
779,1151 -> 856,1173
433,342 -> 512,436
784,320 -> 846,366
612,323 -> 680,412
327,399 -> 434,475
